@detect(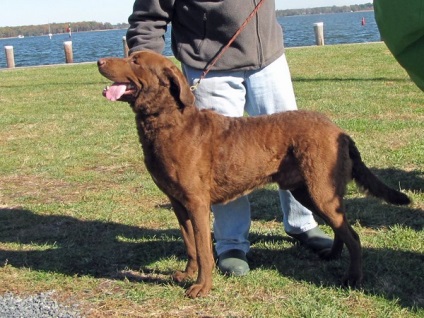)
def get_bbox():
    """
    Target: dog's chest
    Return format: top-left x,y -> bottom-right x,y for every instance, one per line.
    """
142,145 -> 185,196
